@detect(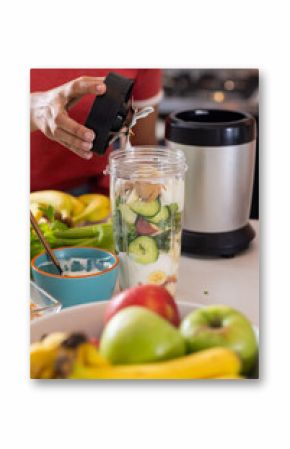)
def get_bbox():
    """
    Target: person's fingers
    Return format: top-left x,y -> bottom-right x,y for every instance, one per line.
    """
54,134 -> 93,159
69,146 -> 94,160
55,112 -> 95,143
53,127 -> 93,152
69,76 -> 106,98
